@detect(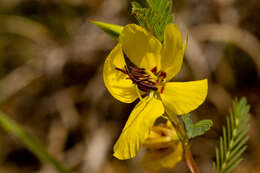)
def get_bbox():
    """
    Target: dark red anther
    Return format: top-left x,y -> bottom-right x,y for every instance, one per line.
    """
132,73 -> 149,78
160,84 -> 166,94
115,65 -> 158,92
159,71 -> 167,79
138,81 -> 158,91
128,66 -> 146,74
151,66 -> 158,75
137,84 -> 149,92
115,67 -> 128,74
136,77 -> 151,82
147,80 -> 156,85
